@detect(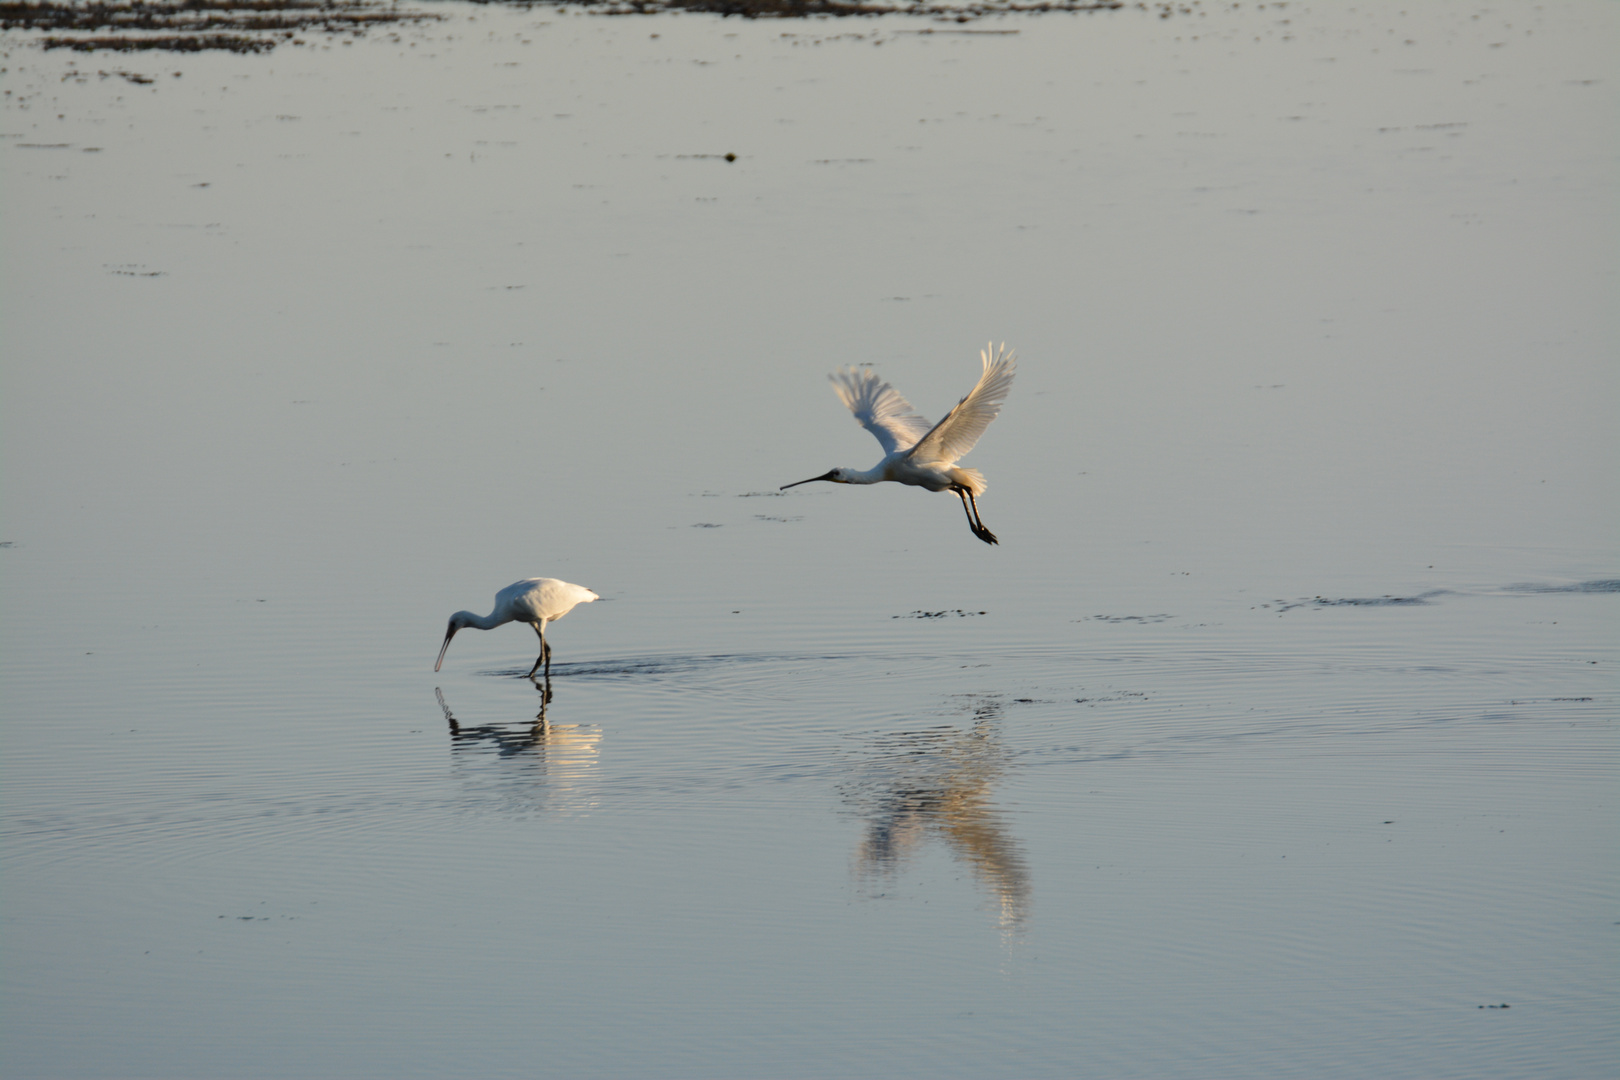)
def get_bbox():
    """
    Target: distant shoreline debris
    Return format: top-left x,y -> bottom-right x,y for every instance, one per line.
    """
0,0 -> 1217,54
548,0 -> 1125,18
1,0 -> 443,53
